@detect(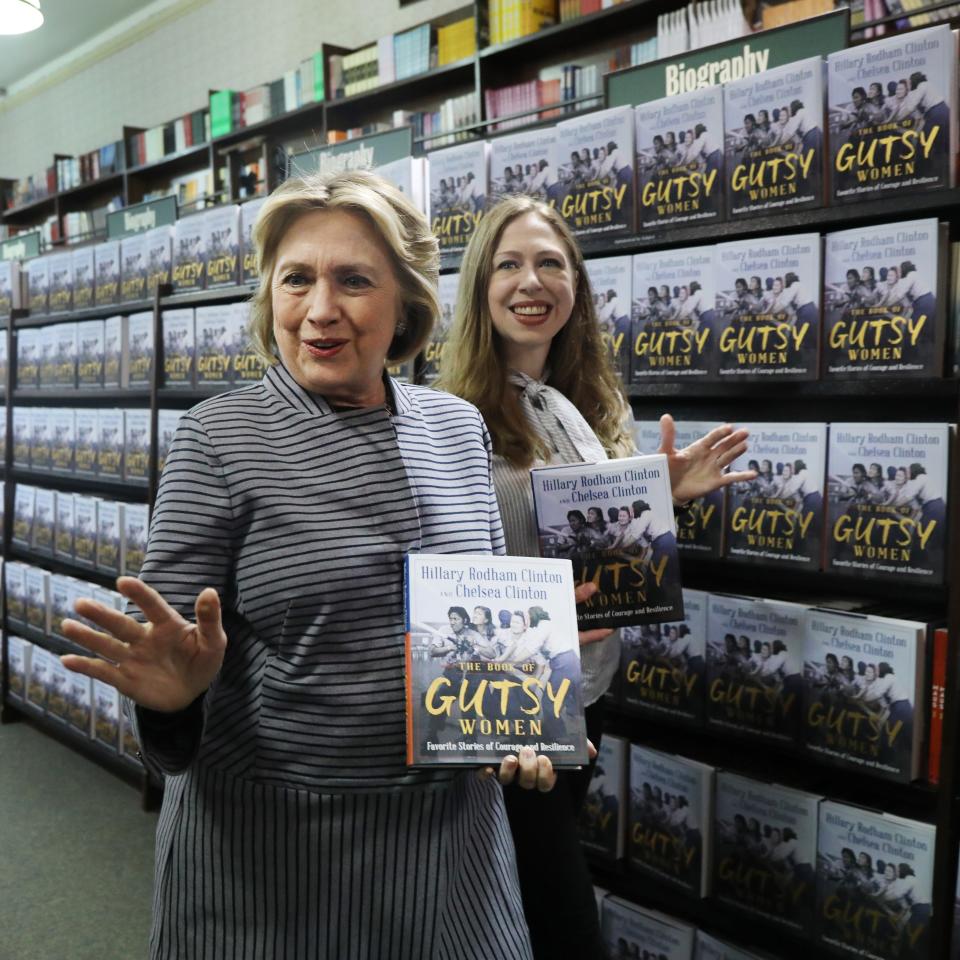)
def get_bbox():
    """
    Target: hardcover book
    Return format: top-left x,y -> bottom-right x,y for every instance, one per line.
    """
5,562 -> 28,629
47,656 -> 71,723
6,636 -> 28,700
25,566 -> 50,634
488,127 -> 562,206
422,272 -> 459,384
162,309 -> 195,387
25,256 -> 49,315
74,409 -> 99,476
55,491 -> 75,559
585,255 -> 632,382
103,315 -> 122,388
67,672 -> 93,738
620,587 -> 708,725
48,251 -> 73,314
600,898 -> 696,960
672,422 -> 725,558
636,87 -> 724,230
71,246 -> 95,311
229,301 -> 267,383
580,733 -> 628,860
724,56 -> 825,218
73,496 -> 98,568
50,573 -> 73,639
530,455 -> 682,629
144,224 -> 174,296
240,196 -> 267,284
630,246 -> 718,381
12,407 -> 31,466
124,408 -> 151,485
26,644 -> 51,712
96,499 -> 122,575
195,305 -> 233,386
204,204 -> 241,288
12,484 -> 36,548
50,407 -> 76,474
123,502 -> 150,575
822,219 -> 946,378
16,327 -> 40,389
30,407 -> 51,471
53,322 -> 78,389
37,329 -> 56,389
97,409 -> 124,480
706,594 -> 805,742
76,319 -> 105,388
120,231 -> 148,303
0,259 -> 20,317
157,409 -> 181,475
803,608 -> 926,782
724,422 -> 826,569
404,552 -> 589,767
93,240 -> 121,306
32,487 -> 55,555
827,25 -> 958,203
428,140 -> 490,255
93,679 -> 121,751
714,235 -> 822,379
126,311 -> 154,388
172,213 -> 206,292
628,744 -> 714,897
375,157 -> 428,215
713,772 -> 819,932
816,801 -> 934,959
556,106 -> 636,241
826,422 -> 948,583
